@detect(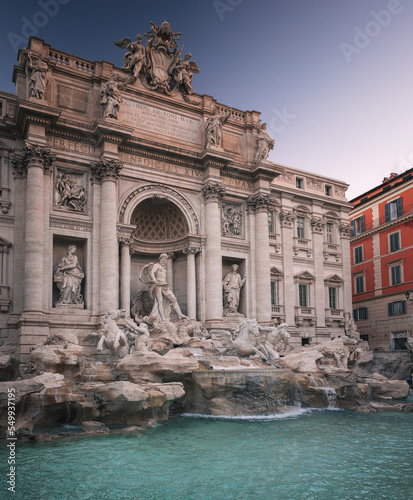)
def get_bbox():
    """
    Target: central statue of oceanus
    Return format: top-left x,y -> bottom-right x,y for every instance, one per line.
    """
139,253 -> 188,323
